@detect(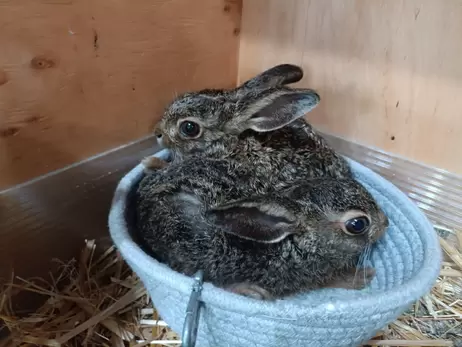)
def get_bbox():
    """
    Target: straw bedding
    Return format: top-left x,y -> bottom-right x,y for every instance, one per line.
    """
0,227 -> 460,347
